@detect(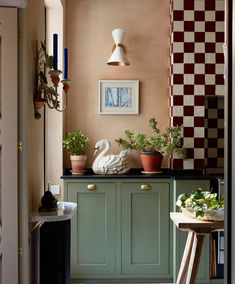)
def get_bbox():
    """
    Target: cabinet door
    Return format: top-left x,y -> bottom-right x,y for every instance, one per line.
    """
67,181 -> 116,276
121,181 -> 171,277
173,180 -> 210,283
